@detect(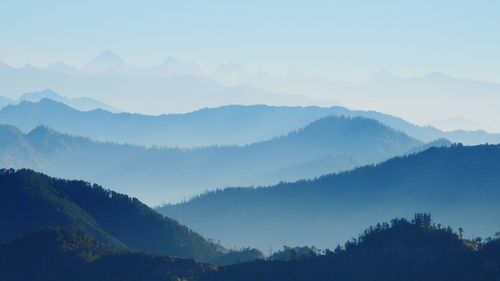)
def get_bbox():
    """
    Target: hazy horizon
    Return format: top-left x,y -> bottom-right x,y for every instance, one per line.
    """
1,2 -> 500,278
2,1 -> 499,82
2,1 -> 500,132
2,54 -> 500,133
